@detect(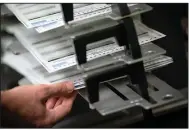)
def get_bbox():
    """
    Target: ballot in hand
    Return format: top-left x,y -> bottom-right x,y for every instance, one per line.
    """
1,81 -> 77,127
